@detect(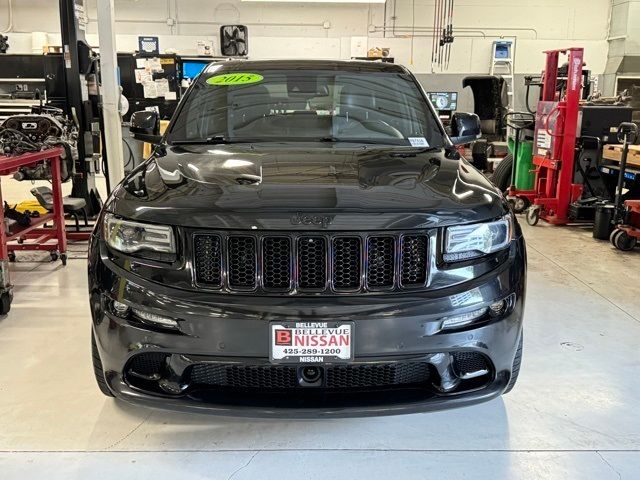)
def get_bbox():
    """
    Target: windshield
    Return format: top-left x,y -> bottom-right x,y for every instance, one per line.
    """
167,69 -> 445,147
